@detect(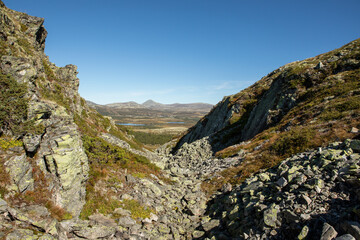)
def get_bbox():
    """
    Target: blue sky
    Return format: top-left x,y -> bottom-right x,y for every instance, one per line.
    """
4,0 -> 360,105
